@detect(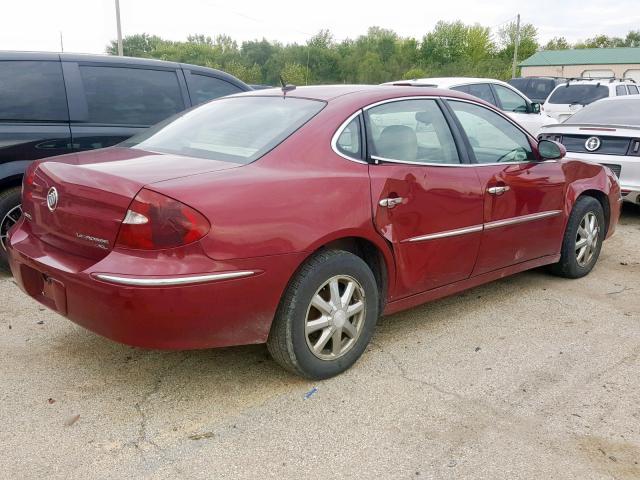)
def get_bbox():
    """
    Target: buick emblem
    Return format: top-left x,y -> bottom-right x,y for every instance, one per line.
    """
585,136 -> 601,152
46,187 -> 58,212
